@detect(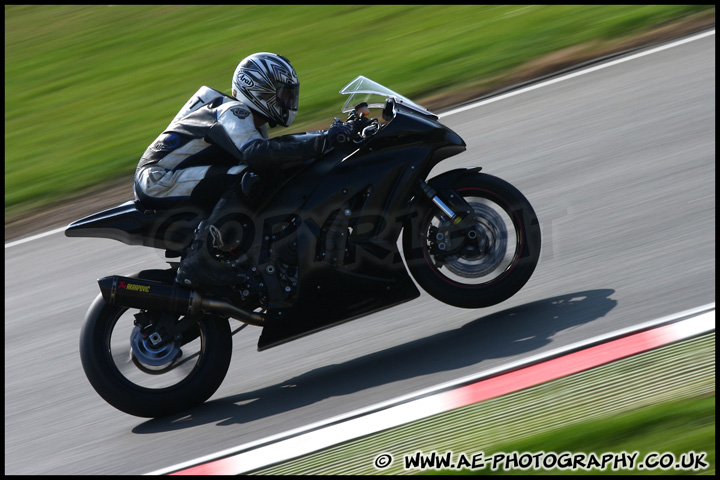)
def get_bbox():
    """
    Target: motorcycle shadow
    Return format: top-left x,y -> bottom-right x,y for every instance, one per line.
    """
134,288 -> 616,432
